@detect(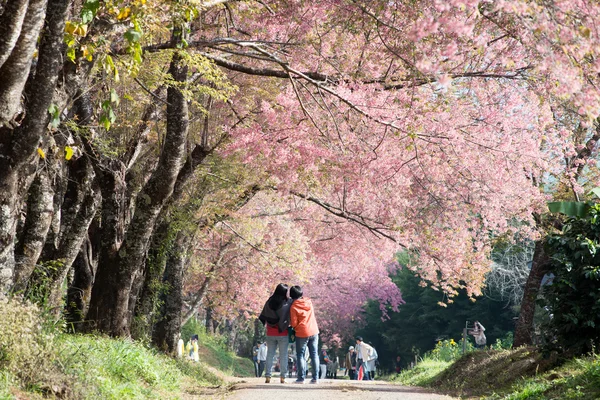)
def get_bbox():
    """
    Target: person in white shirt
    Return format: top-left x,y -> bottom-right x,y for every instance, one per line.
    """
354,336 -> 375,380
366,343 -> 378,379
257,341 -> 268,377
469,321 -> 487,349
